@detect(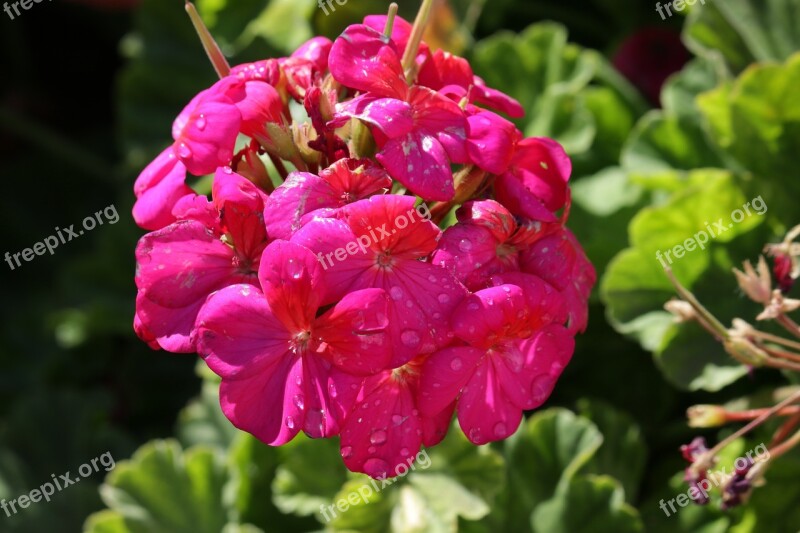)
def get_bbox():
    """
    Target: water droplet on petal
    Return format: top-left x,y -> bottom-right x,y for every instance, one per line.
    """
531,374 -> 556,404
370,430 -> 387,445
400,329 -> 421,347
341,446 -> 353,458
400,447 -> 410,456
494,422 -> 507,437
363,458 -> 390,479
177,143 -> 192,159
285,416 -> 295,429
390,286 -> 404,301
195,115 -> 207,130
328,383 -> 338,398
458,238 -> 473,252
293,395 -> 305,410
450,358 -> 463,371
392,414 -> 405,426
468,428 -> 483,443
437,293 -> 450,304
